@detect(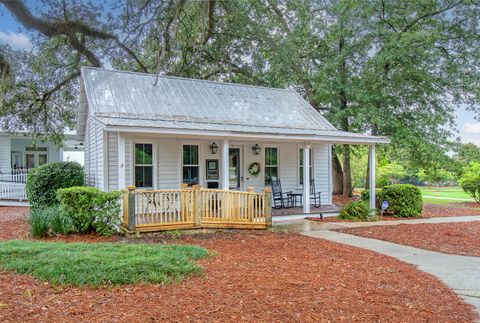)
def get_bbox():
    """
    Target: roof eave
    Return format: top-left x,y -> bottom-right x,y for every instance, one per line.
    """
101,122 -> 389,145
